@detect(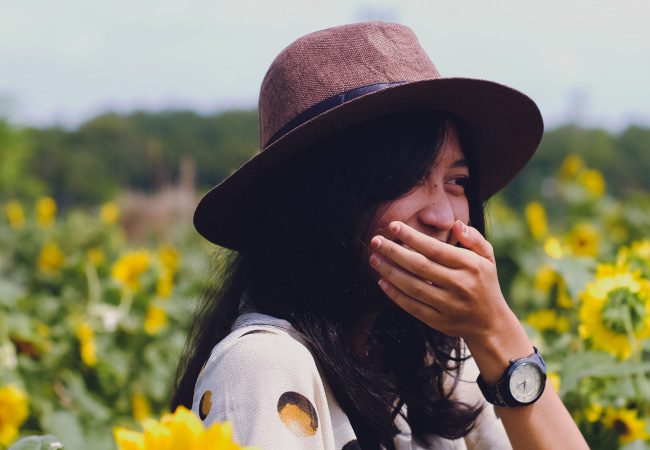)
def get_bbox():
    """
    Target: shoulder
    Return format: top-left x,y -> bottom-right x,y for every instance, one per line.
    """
194,322 -> 323,400
207,319 -> 320,375
191,320 -> 324,419
191,321 -> 341,449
